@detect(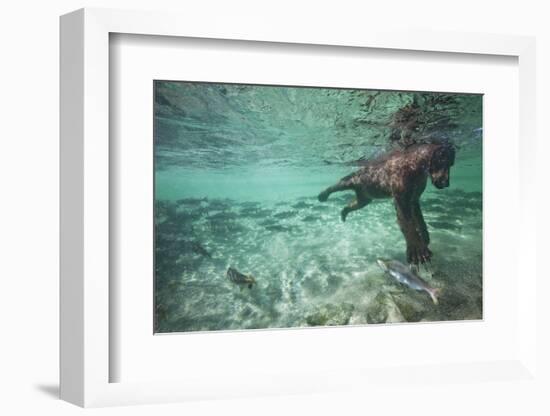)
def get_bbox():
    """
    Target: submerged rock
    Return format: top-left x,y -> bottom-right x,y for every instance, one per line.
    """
390,292 -> 428,322
386,299 -> 406,323
365,292 -> 391,324
305,302 -> 354,326
365,291 -> 414,324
